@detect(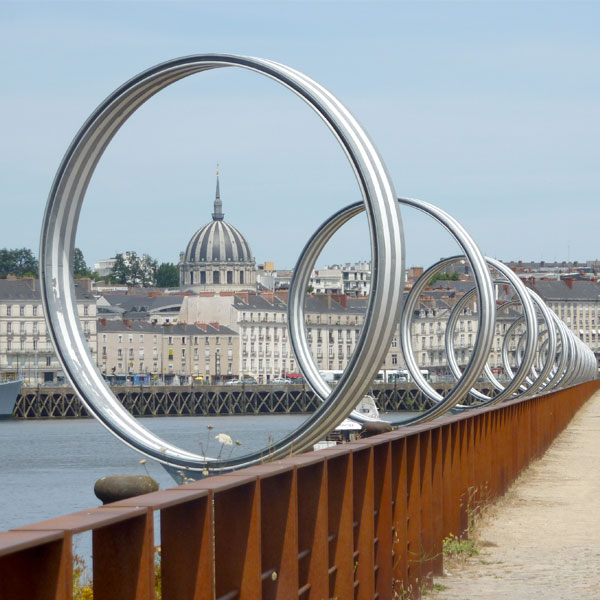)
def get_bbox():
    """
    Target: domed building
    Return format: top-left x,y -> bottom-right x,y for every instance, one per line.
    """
179,173 -> 256,292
